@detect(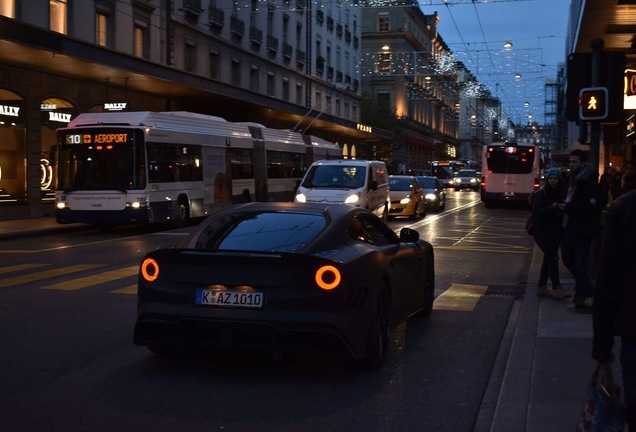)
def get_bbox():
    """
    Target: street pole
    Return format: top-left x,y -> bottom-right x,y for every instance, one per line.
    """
589,38 -> 604,172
